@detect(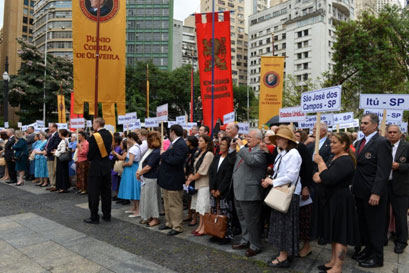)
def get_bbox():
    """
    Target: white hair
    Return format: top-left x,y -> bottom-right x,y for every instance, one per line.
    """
250,129 -> 263,140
